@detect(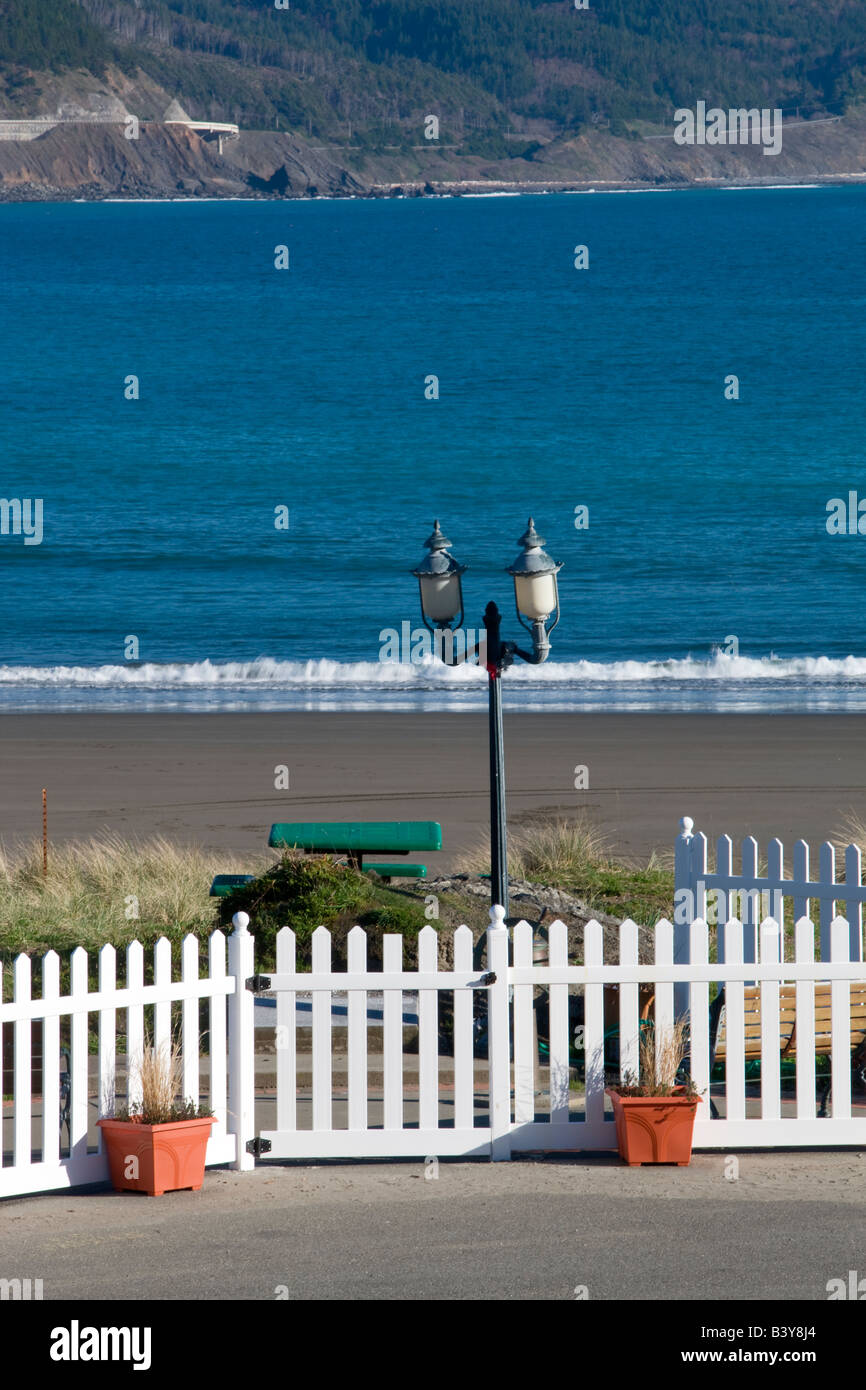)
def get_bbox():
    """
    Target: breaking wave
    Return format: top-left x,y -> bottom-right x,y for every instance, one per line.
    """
2,650 -> 866,691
